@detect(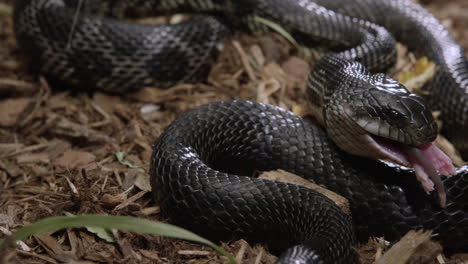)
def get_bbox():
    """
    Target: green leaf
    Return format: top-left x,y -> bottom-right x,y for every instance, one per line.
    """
0,215 -> 236,264
0,3 -> 12,16
64,212 -> 115,242
252,16 -> 312,60
115,151 -> 146,169
85,225 -> 115,243
253,16 -> 299,48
